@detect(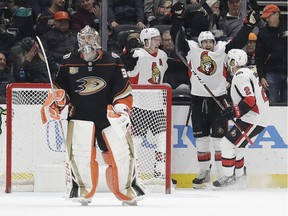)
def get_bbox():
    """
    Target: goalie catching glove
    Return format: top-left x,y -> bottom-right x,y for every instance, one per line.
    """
41,89 -> 67,124
107,104 -> 131,139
